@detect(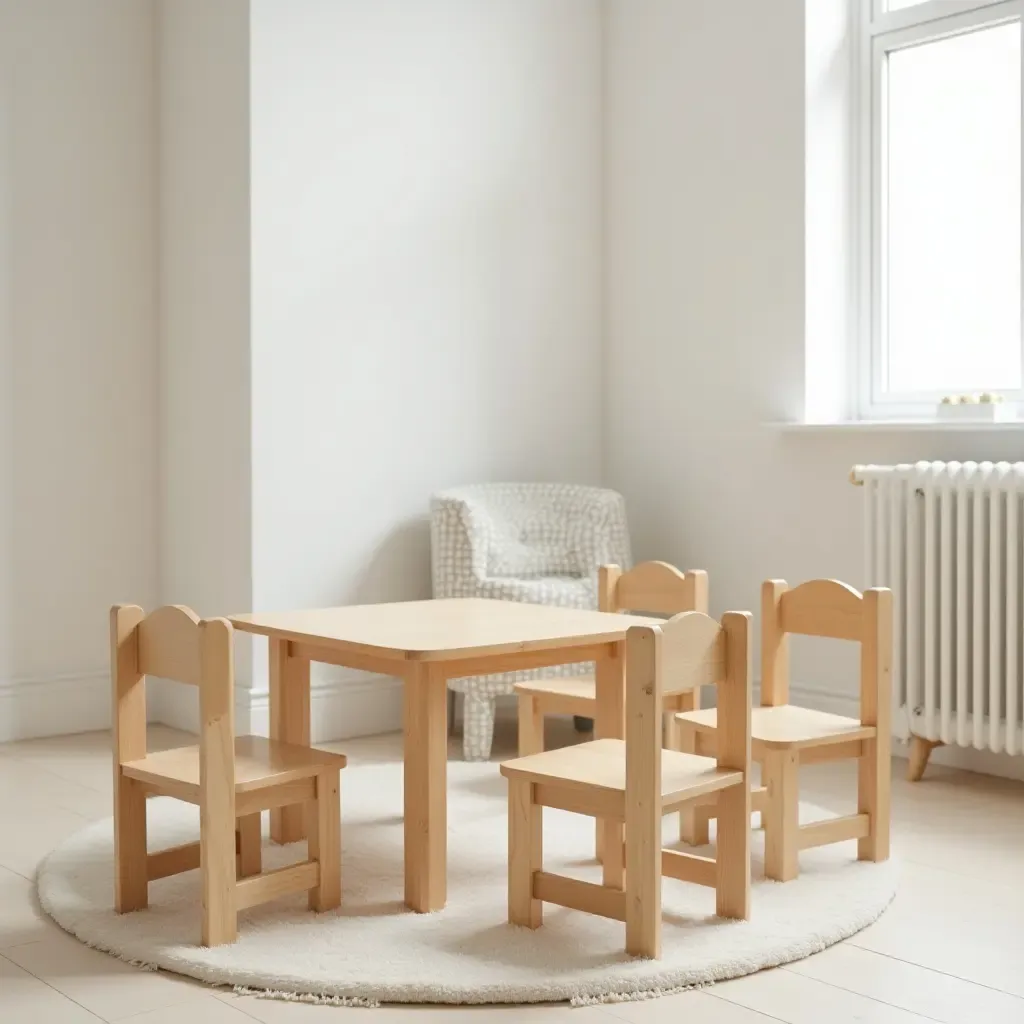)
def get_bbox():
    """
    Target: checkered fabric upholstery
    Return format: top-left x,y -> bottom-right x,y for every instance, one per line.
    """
430,483 -> 632,760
